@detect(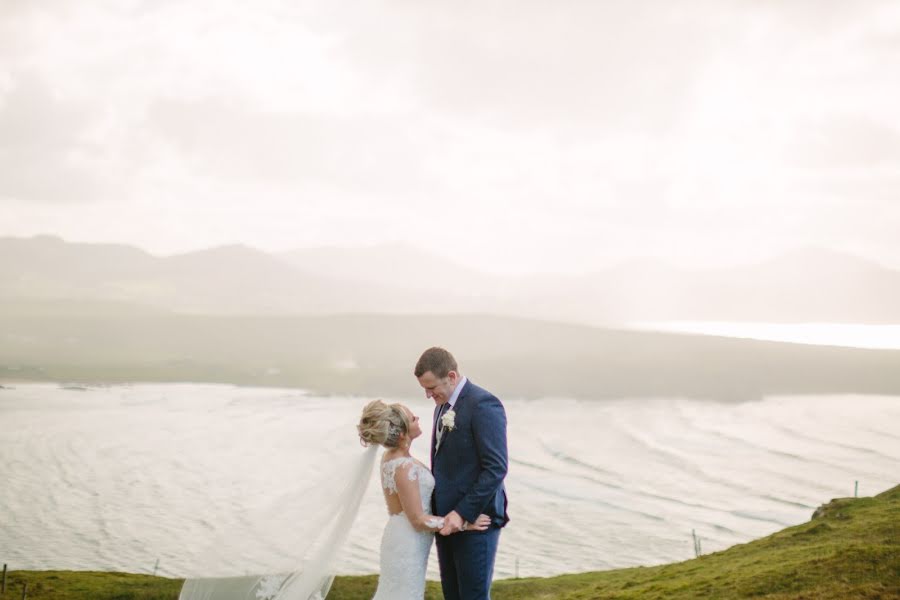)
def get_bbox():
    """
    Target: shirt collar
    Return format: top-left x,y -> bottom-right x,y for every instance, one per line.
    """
448,376 -> 468,409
